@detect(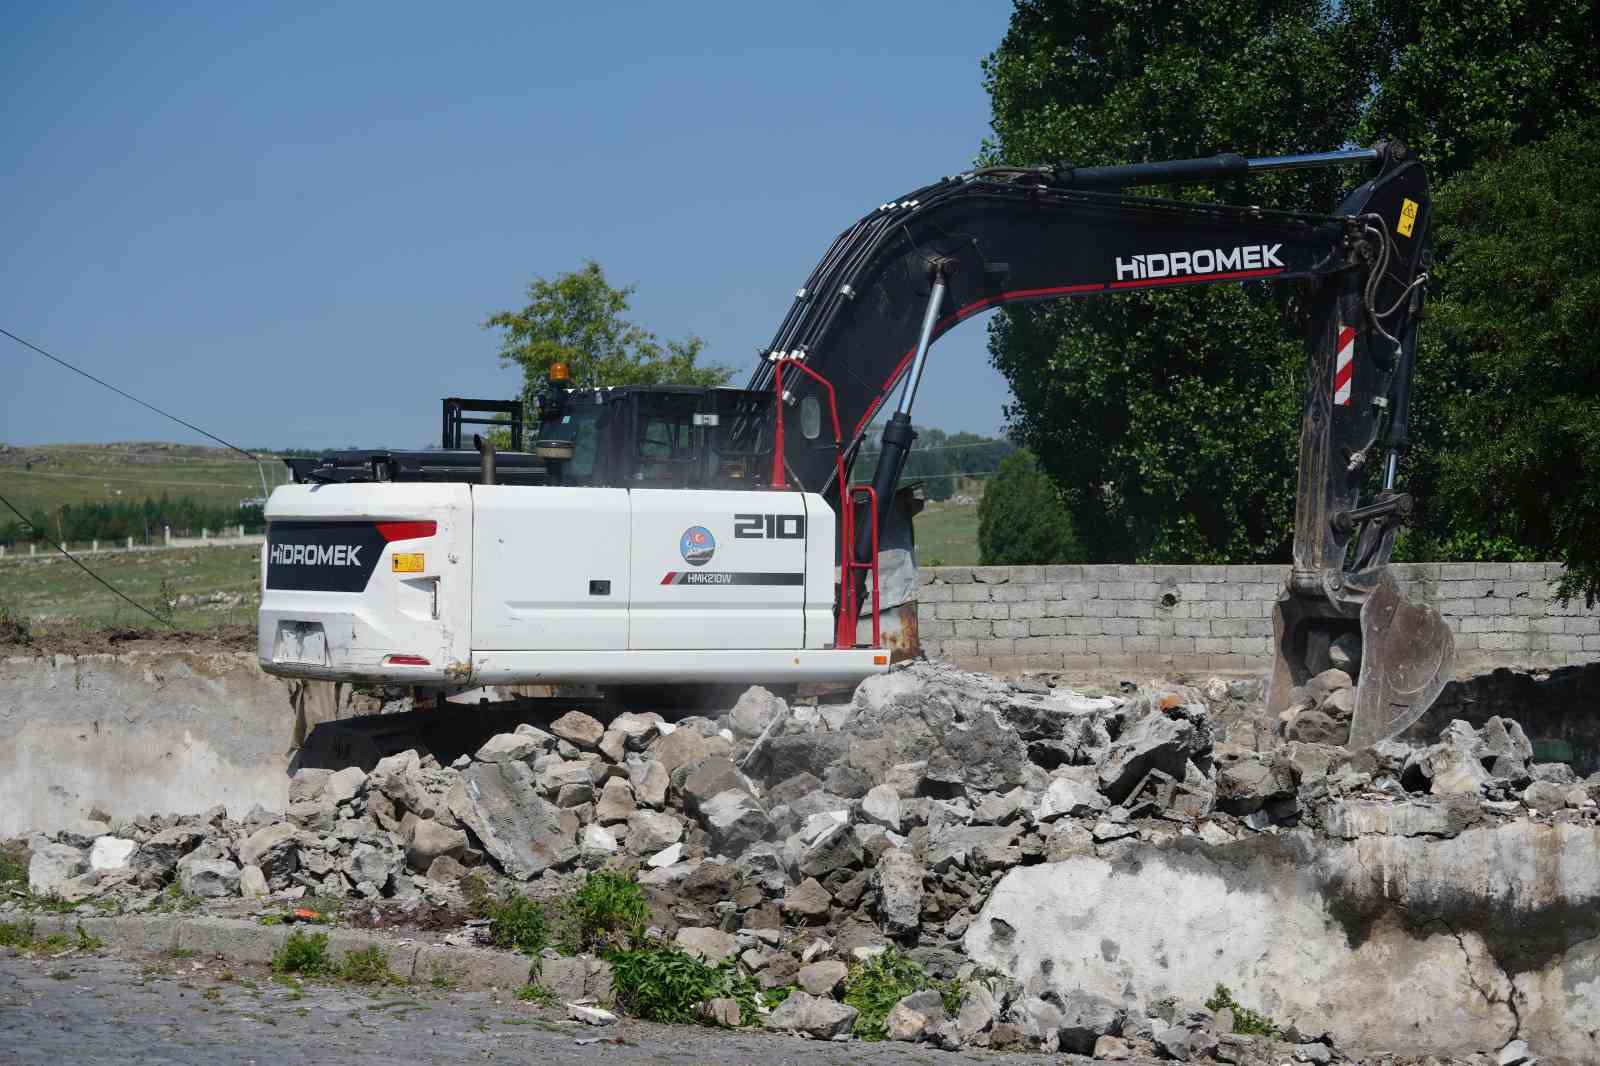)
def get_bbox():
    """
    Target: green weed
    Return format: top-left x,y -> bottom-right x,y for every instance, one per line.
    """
0,842 -> 27,885
0,920 -> 37,948
556,868 -> 649,955
271,931 -> 333,977
1205,984 -> 1279,1038
486,896 -> 550,956
514,983 -> 556,1006
607,945 -> 727,1024
339,945 -> 403,986
842,948 -> 936,1041
762,984 -> 795,1010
